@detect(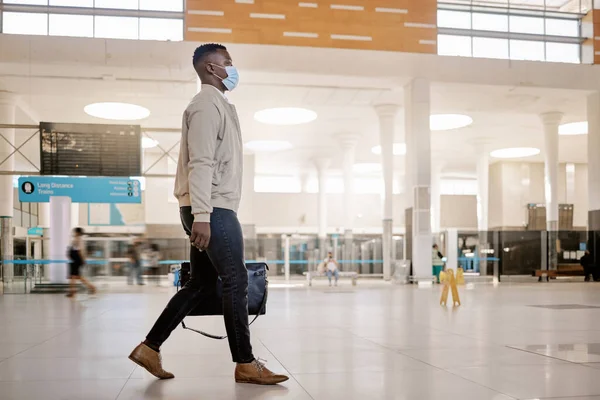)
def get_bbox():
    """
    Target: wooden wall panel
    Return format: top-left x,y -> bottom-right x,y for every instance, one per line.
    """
592,10 -> 600,64
185,0 -> 437,54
